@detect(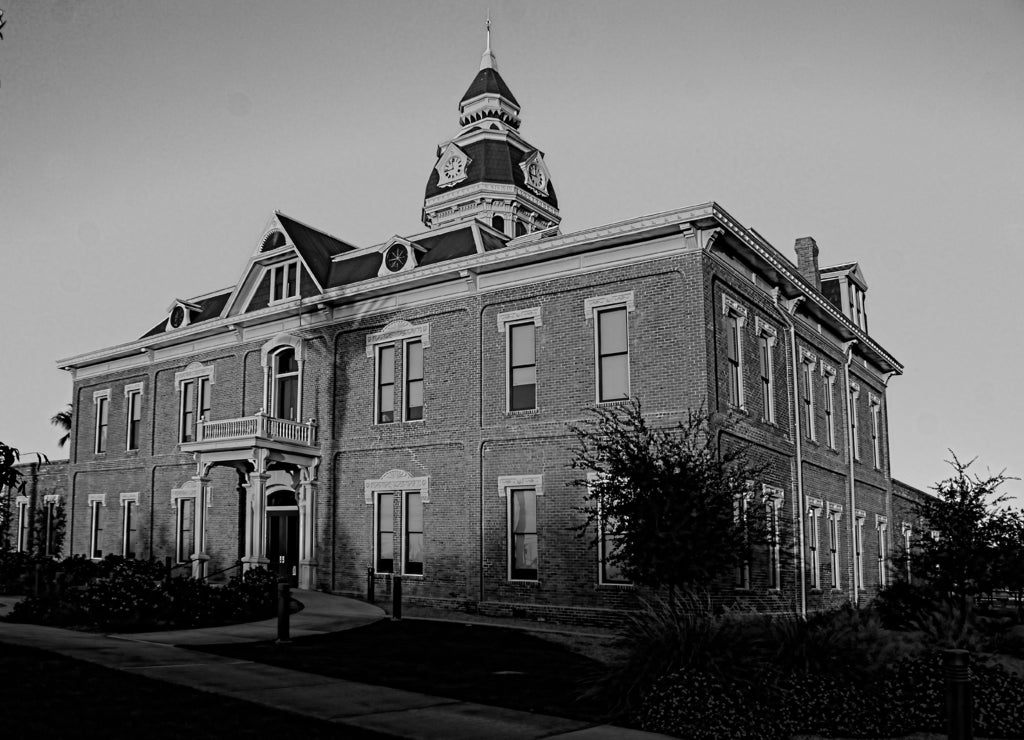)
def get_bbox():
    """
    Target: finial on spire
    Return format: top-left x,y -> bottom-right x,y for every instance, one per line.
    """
480,11 -> 498,71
